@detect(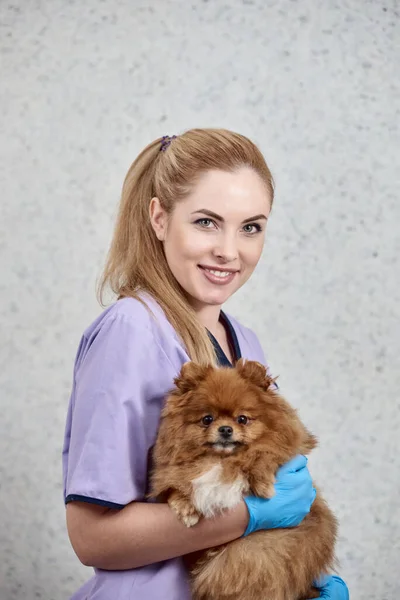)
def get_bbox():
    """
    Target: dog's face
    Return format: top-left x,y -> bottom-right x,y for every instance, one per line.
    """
175,368 -> 270,454
163,359 -> 316,459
